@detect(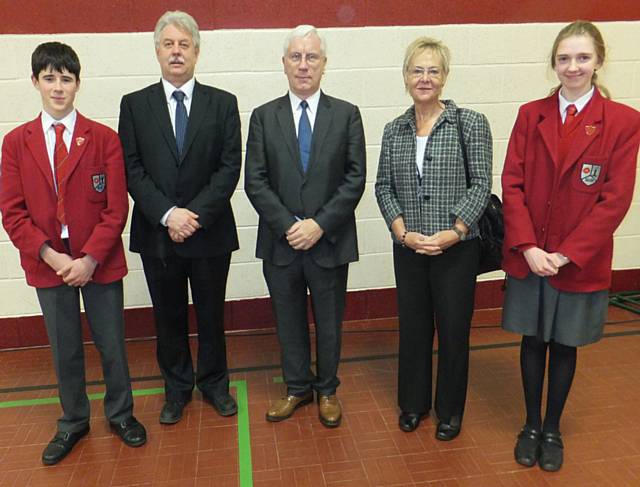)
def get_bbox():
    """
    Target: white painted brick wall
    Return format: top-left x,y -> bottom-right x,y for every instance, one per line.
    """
1,21 -> 638,318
